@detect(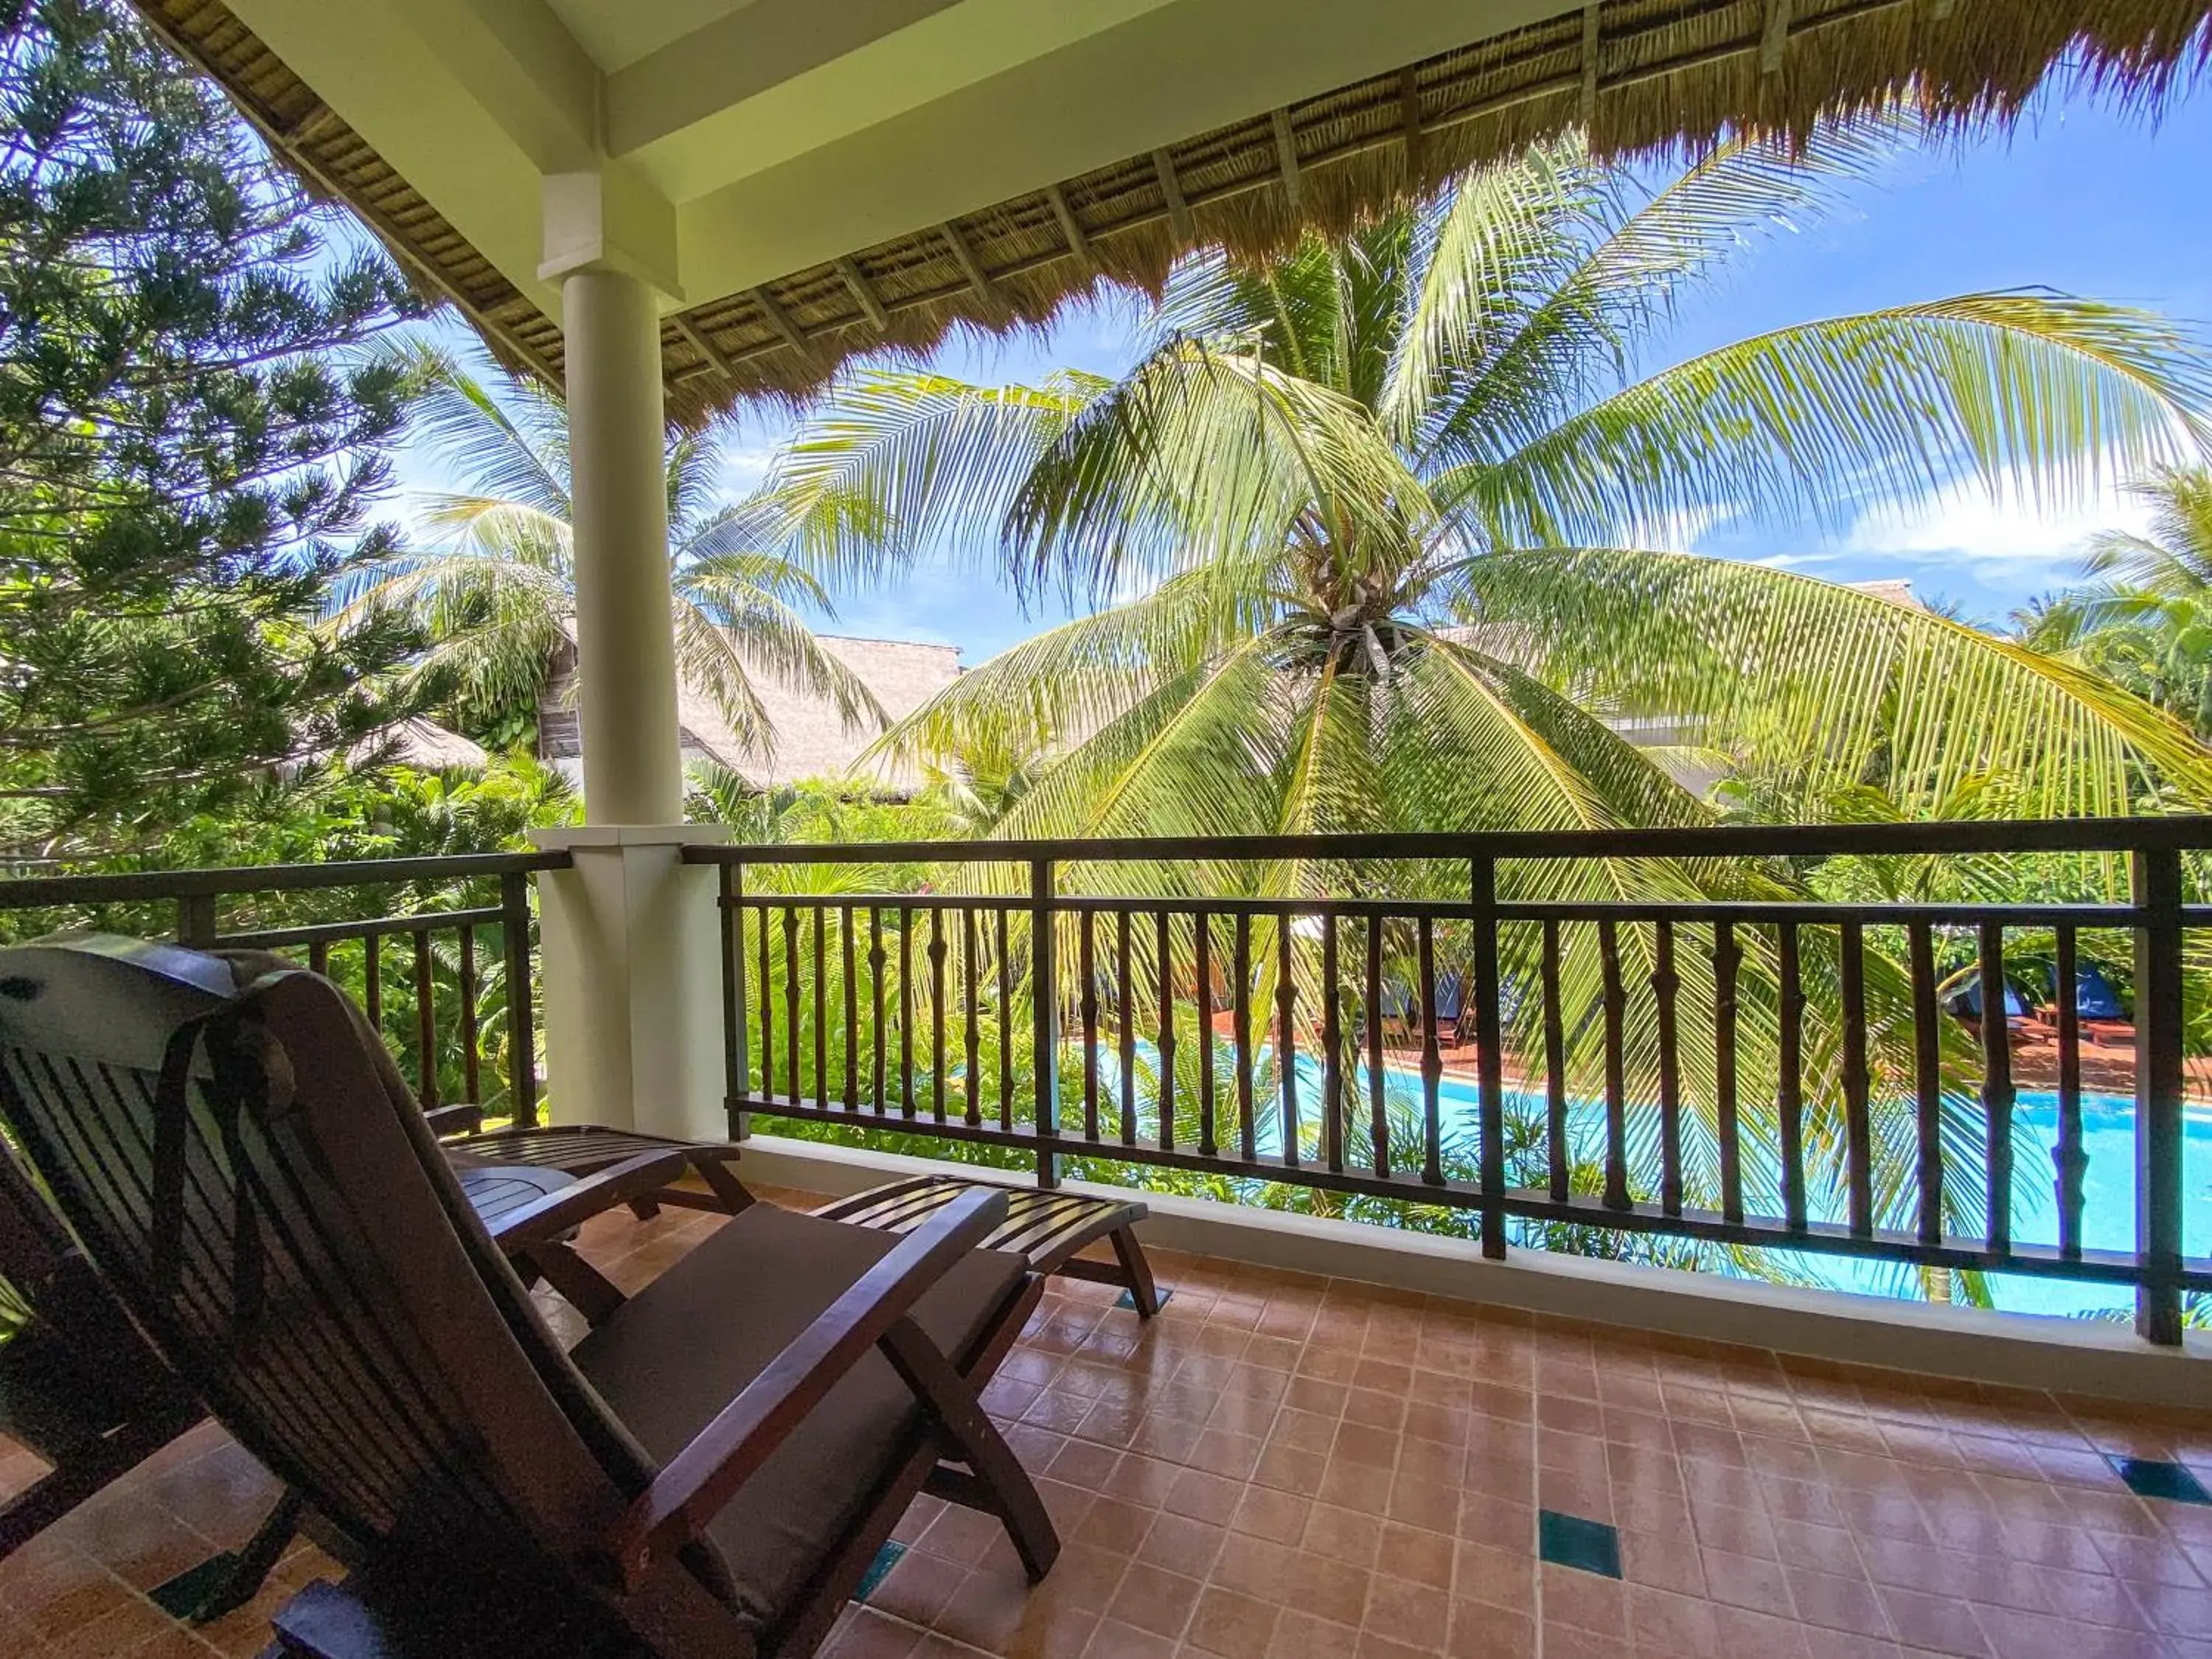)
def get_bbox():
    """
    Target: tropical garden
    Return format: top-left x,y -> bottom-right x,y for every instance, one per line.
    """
5,1 -> 2211,1315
